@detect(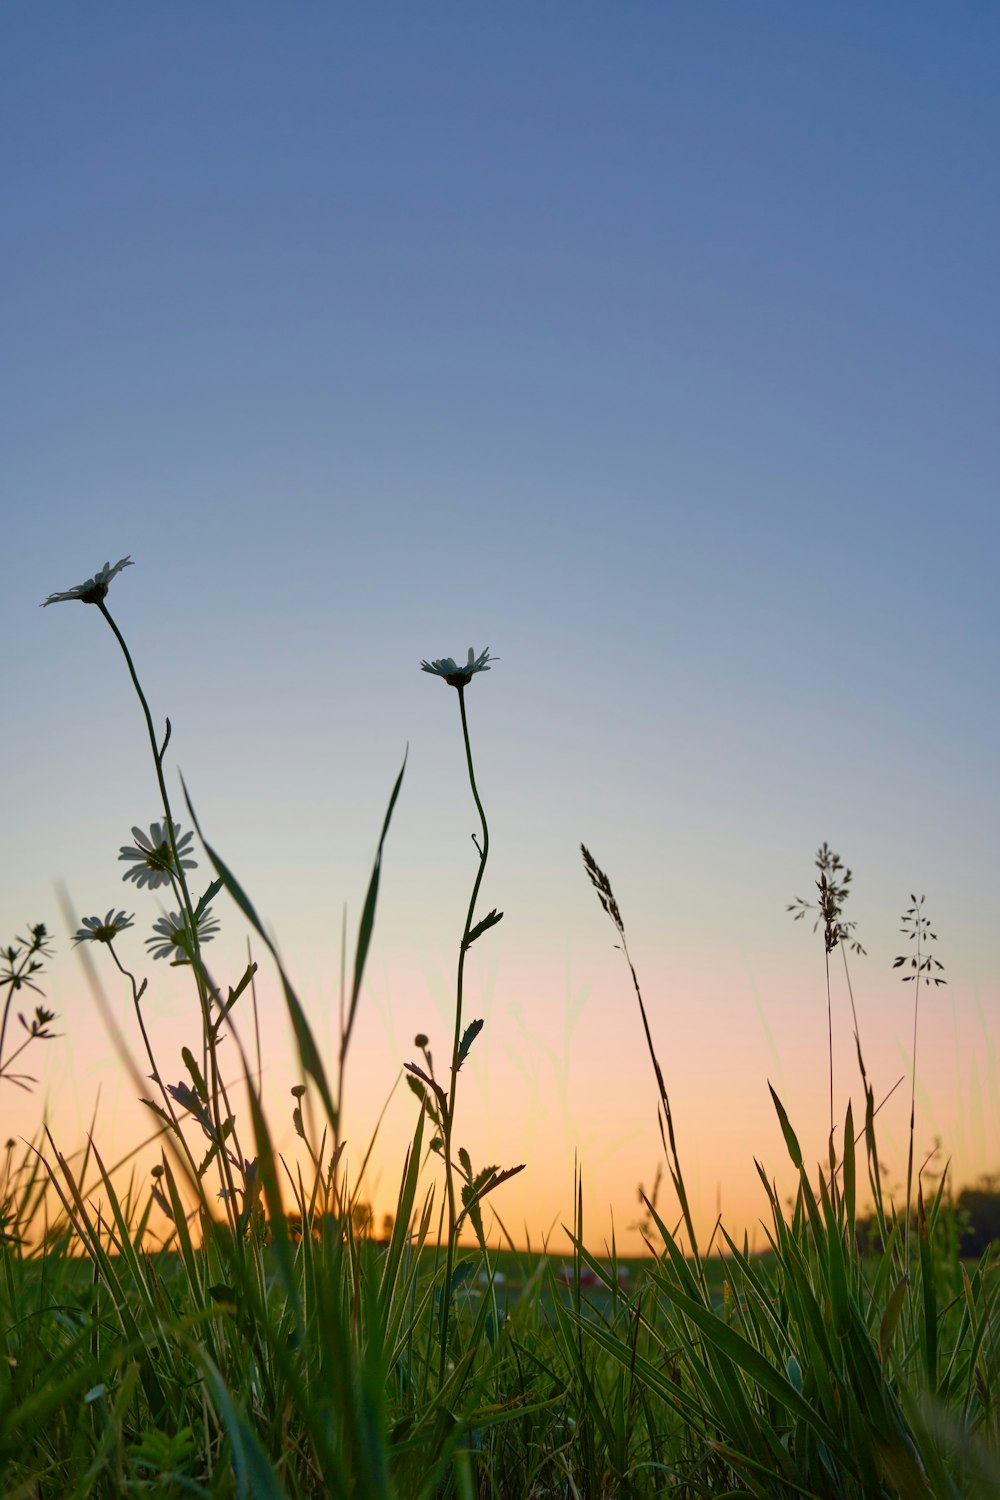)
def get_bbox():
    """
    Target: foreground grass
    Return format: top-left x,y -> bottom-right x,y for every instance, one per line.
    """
2,1188 -> 998,1498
